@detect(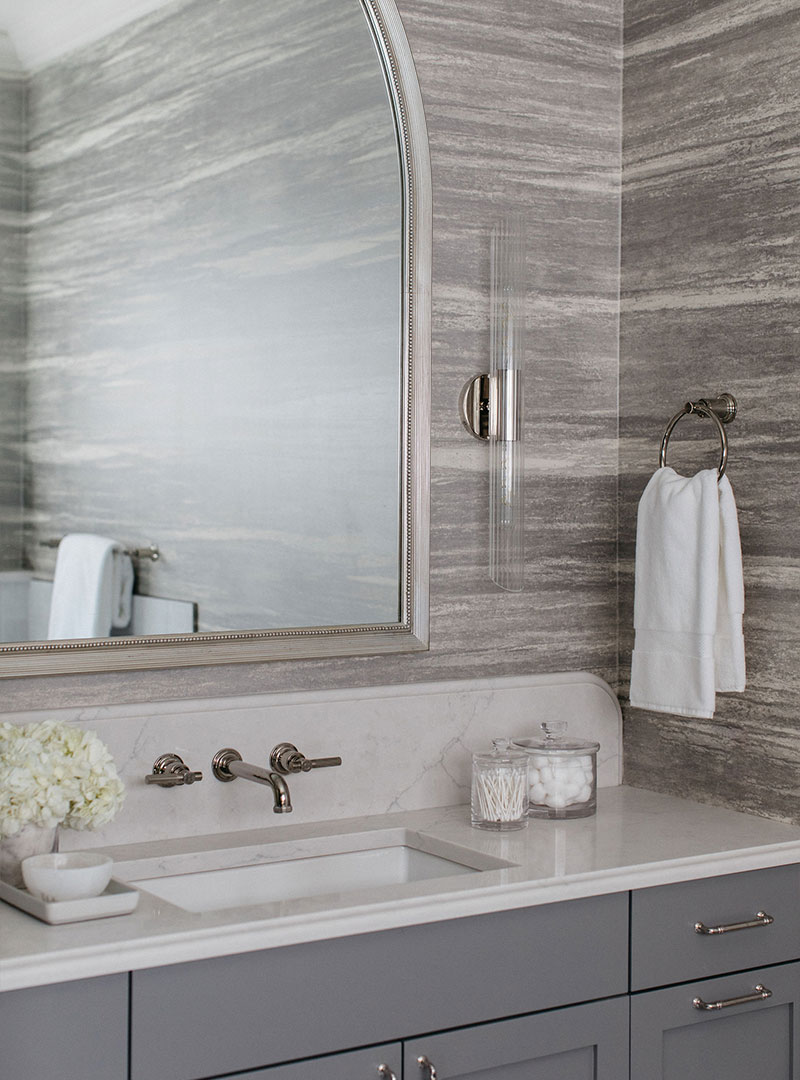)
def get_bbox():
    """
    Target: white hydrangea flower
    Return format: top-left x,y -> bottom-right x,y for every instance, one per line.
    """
0,720 -> 125,838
